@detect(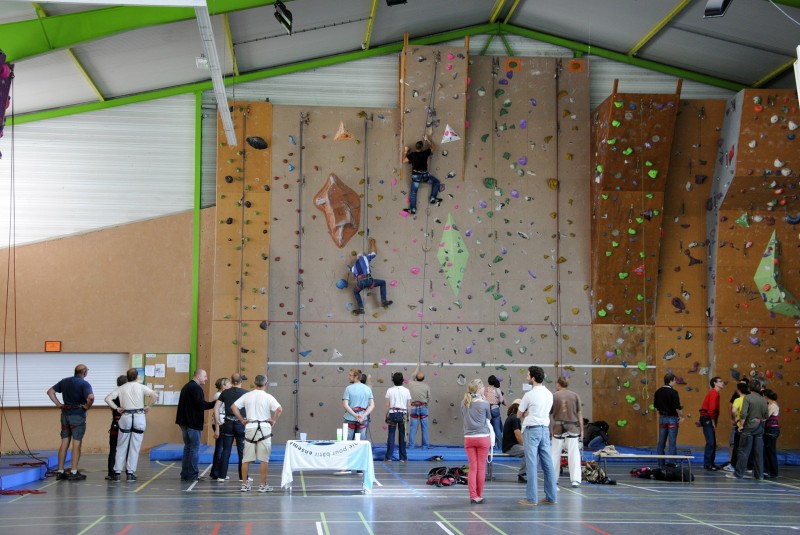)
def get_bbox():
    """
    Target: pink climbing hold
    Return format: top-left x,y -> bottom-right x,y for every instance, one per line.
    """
447,52 -> 455,60
401,324 -> 408,331
410,267 -> 421,275
446,64 -> 453,71
390,280 -> 398,287
380,359 -> 389,366
400,210 -> 410,218
412,330 -> 419,337
391,178 -> 398,186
